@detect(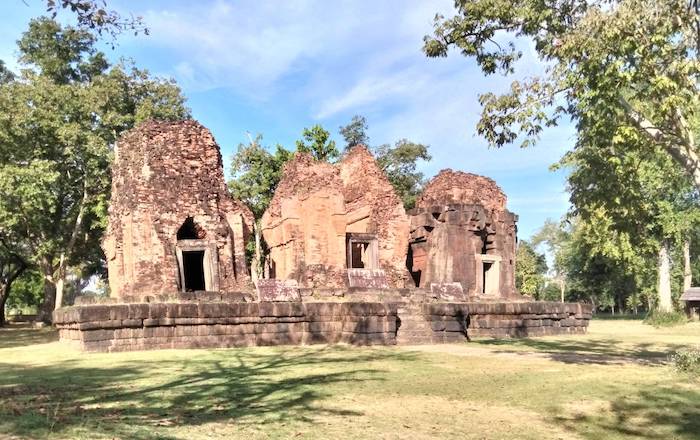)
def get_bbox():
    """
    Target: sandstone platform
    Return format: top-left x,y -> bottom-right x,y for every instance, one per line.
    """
53,291 -> 592,352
